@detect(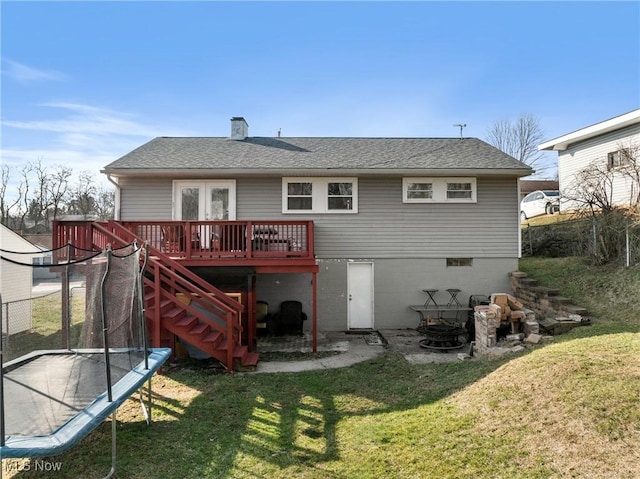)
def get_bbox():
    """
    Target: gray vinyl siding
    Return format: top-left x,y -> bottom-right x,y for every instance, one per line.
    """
237,176 -> 519,259
118,175 -> 520,258
118,177 -> 174,220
